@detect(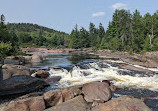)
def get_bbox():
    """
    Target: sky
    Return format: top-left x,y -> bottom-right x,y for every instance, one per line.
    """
0,0 -> 158,33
